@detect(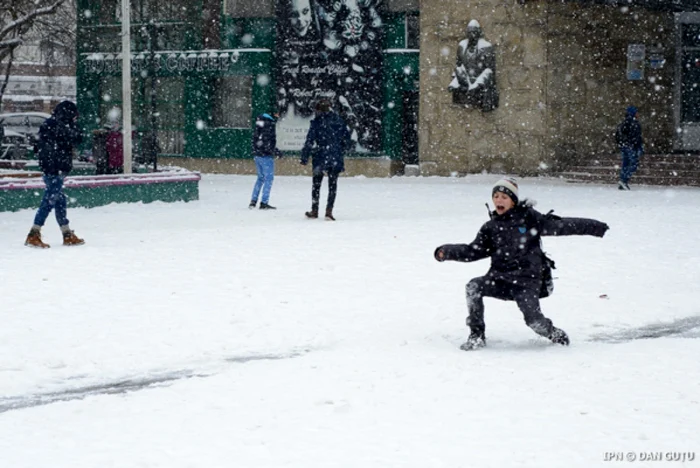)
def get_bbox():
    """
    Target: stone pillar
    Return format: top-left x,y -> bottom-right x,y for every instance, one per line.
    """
419,0 -> 548,176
